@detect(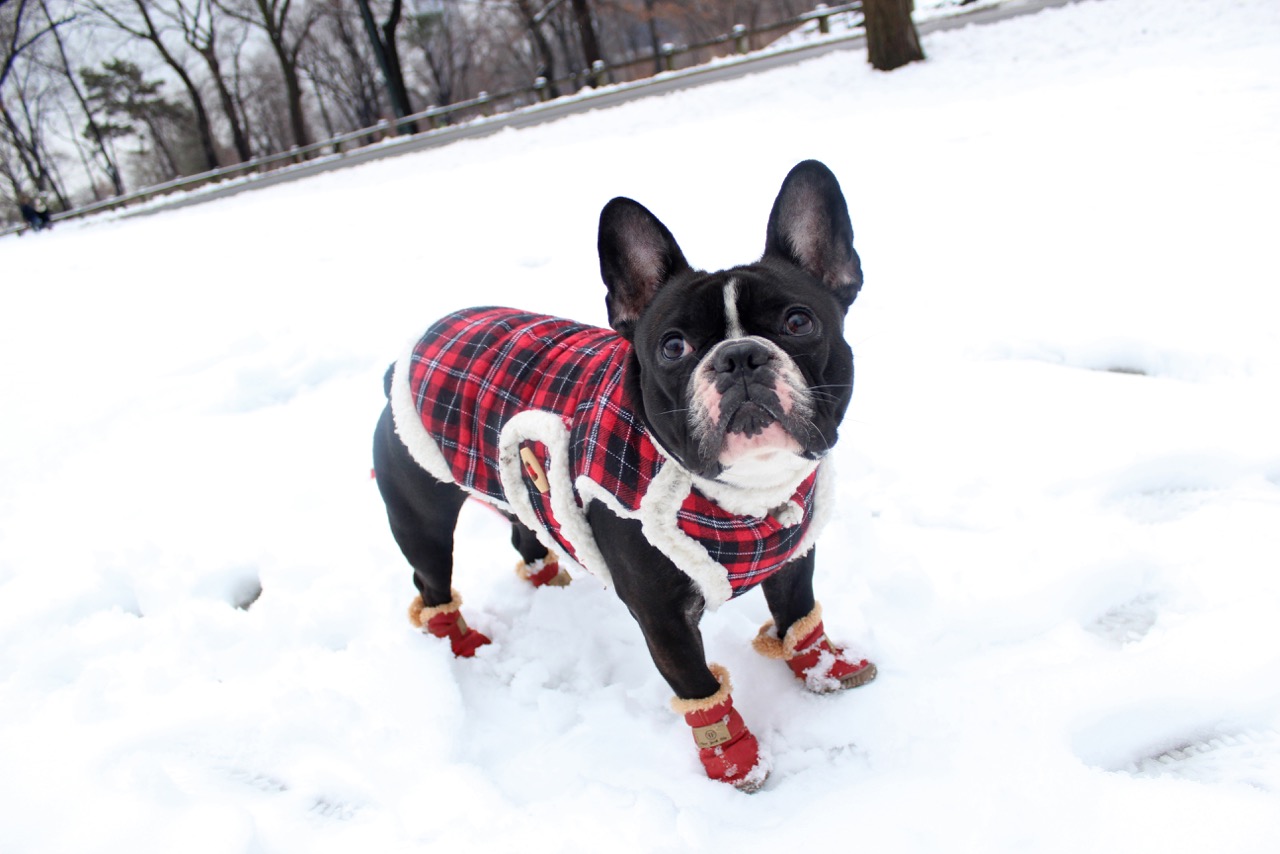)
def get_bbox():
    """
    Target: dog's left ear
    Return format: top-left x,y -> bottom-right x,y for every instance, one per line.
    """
764,160 -> 863,309
599,197 -> 690,339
